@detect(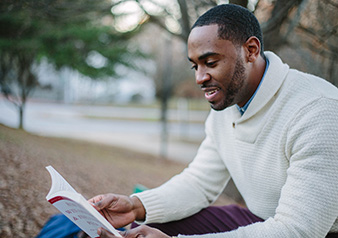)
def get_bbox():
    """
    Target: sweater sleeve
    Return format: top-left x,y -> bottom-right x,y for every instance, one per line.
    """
178,98 -> 338,238
133,114 -> 231,224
